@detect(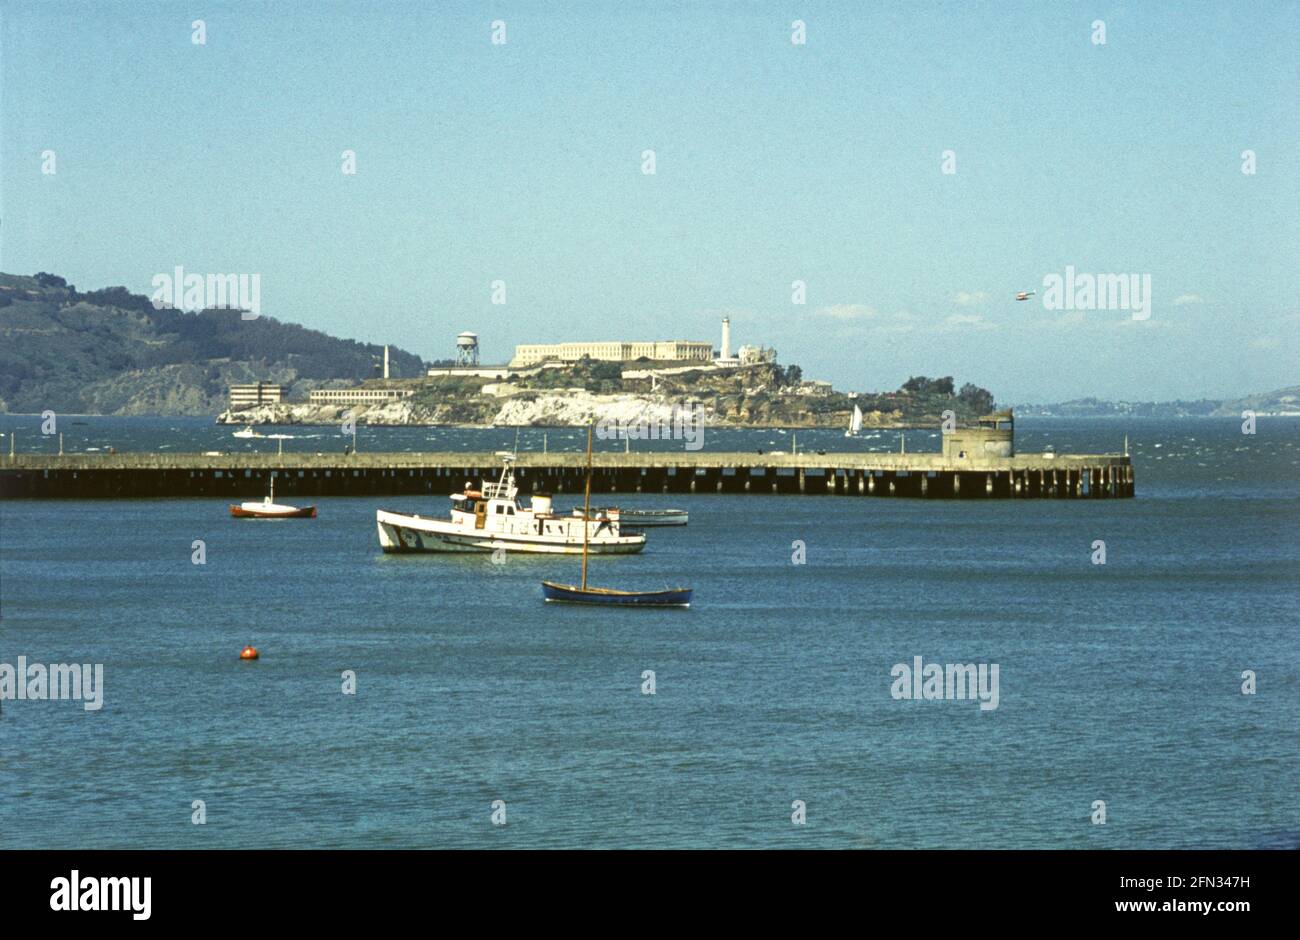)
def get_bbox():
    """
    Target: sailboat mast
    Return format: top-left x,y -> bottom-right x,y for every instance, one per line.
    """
581,423 -> 593,589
